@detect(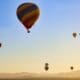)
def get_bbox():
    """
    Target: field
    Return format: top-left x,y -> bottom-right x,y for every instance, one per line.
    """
0,77 -> 80,80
